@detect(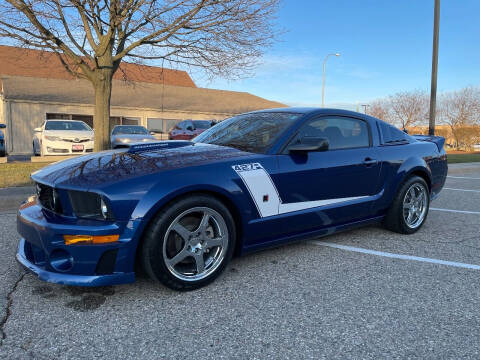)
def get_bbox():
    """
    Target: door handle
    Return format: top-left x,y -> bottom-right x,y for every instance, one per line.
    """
363,157 -> 378,166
